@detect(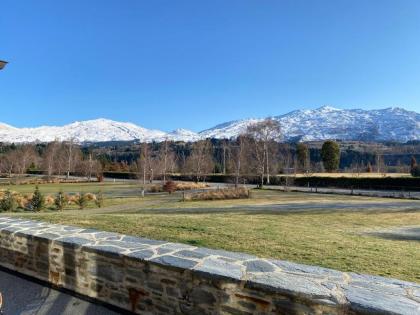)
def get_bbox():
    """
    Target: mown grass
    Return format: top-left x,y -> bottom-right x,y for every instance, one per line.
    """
3,185 -> 419,283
